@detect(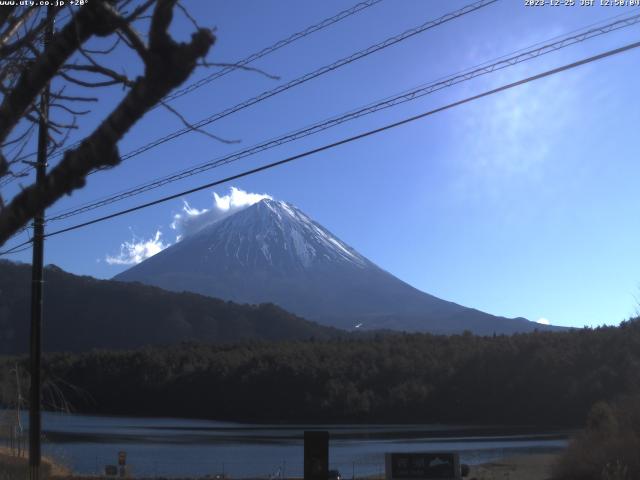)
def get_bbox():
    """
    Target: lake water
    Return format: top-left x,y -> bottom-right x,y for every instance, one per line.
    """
14,412 -> 570,477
